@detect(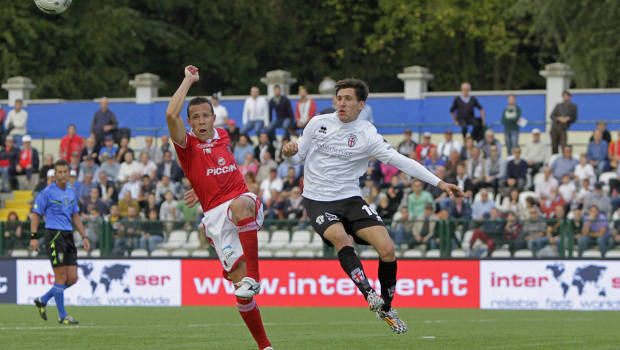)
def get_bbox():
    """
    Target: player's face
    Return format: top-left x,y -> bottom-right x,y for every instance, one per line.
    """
55,165 -> 69,185
336,88 -> 364,123
187,103 -> 215,141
